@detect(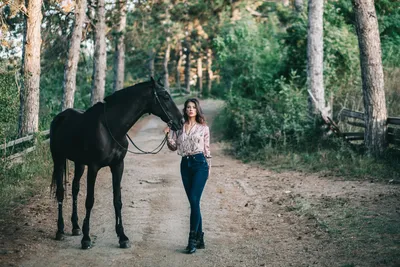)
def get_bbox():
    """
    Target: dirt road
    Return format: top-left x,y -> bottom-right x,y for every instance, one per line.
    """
1,99 -> 399,267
